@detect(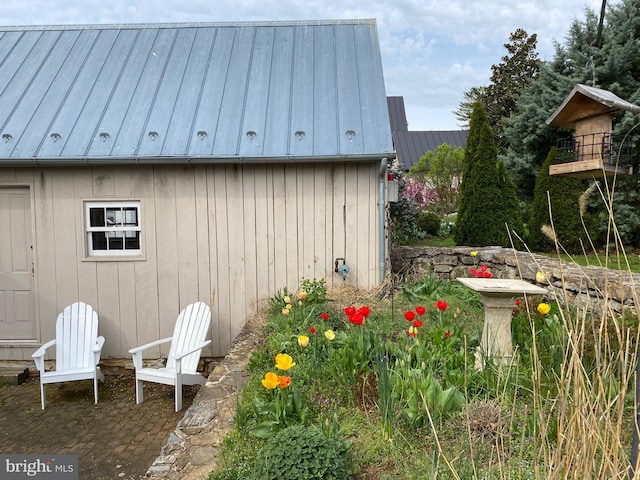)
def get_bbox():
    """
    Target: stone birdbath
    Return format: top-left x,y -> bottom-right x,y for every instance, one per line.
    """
457,278 -> 547,369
